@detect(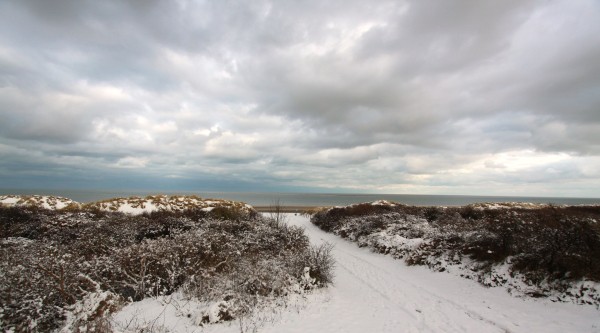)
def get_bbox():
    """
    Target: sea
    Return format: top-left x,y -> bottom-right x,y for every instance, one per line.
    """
1,189 -> 598,207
